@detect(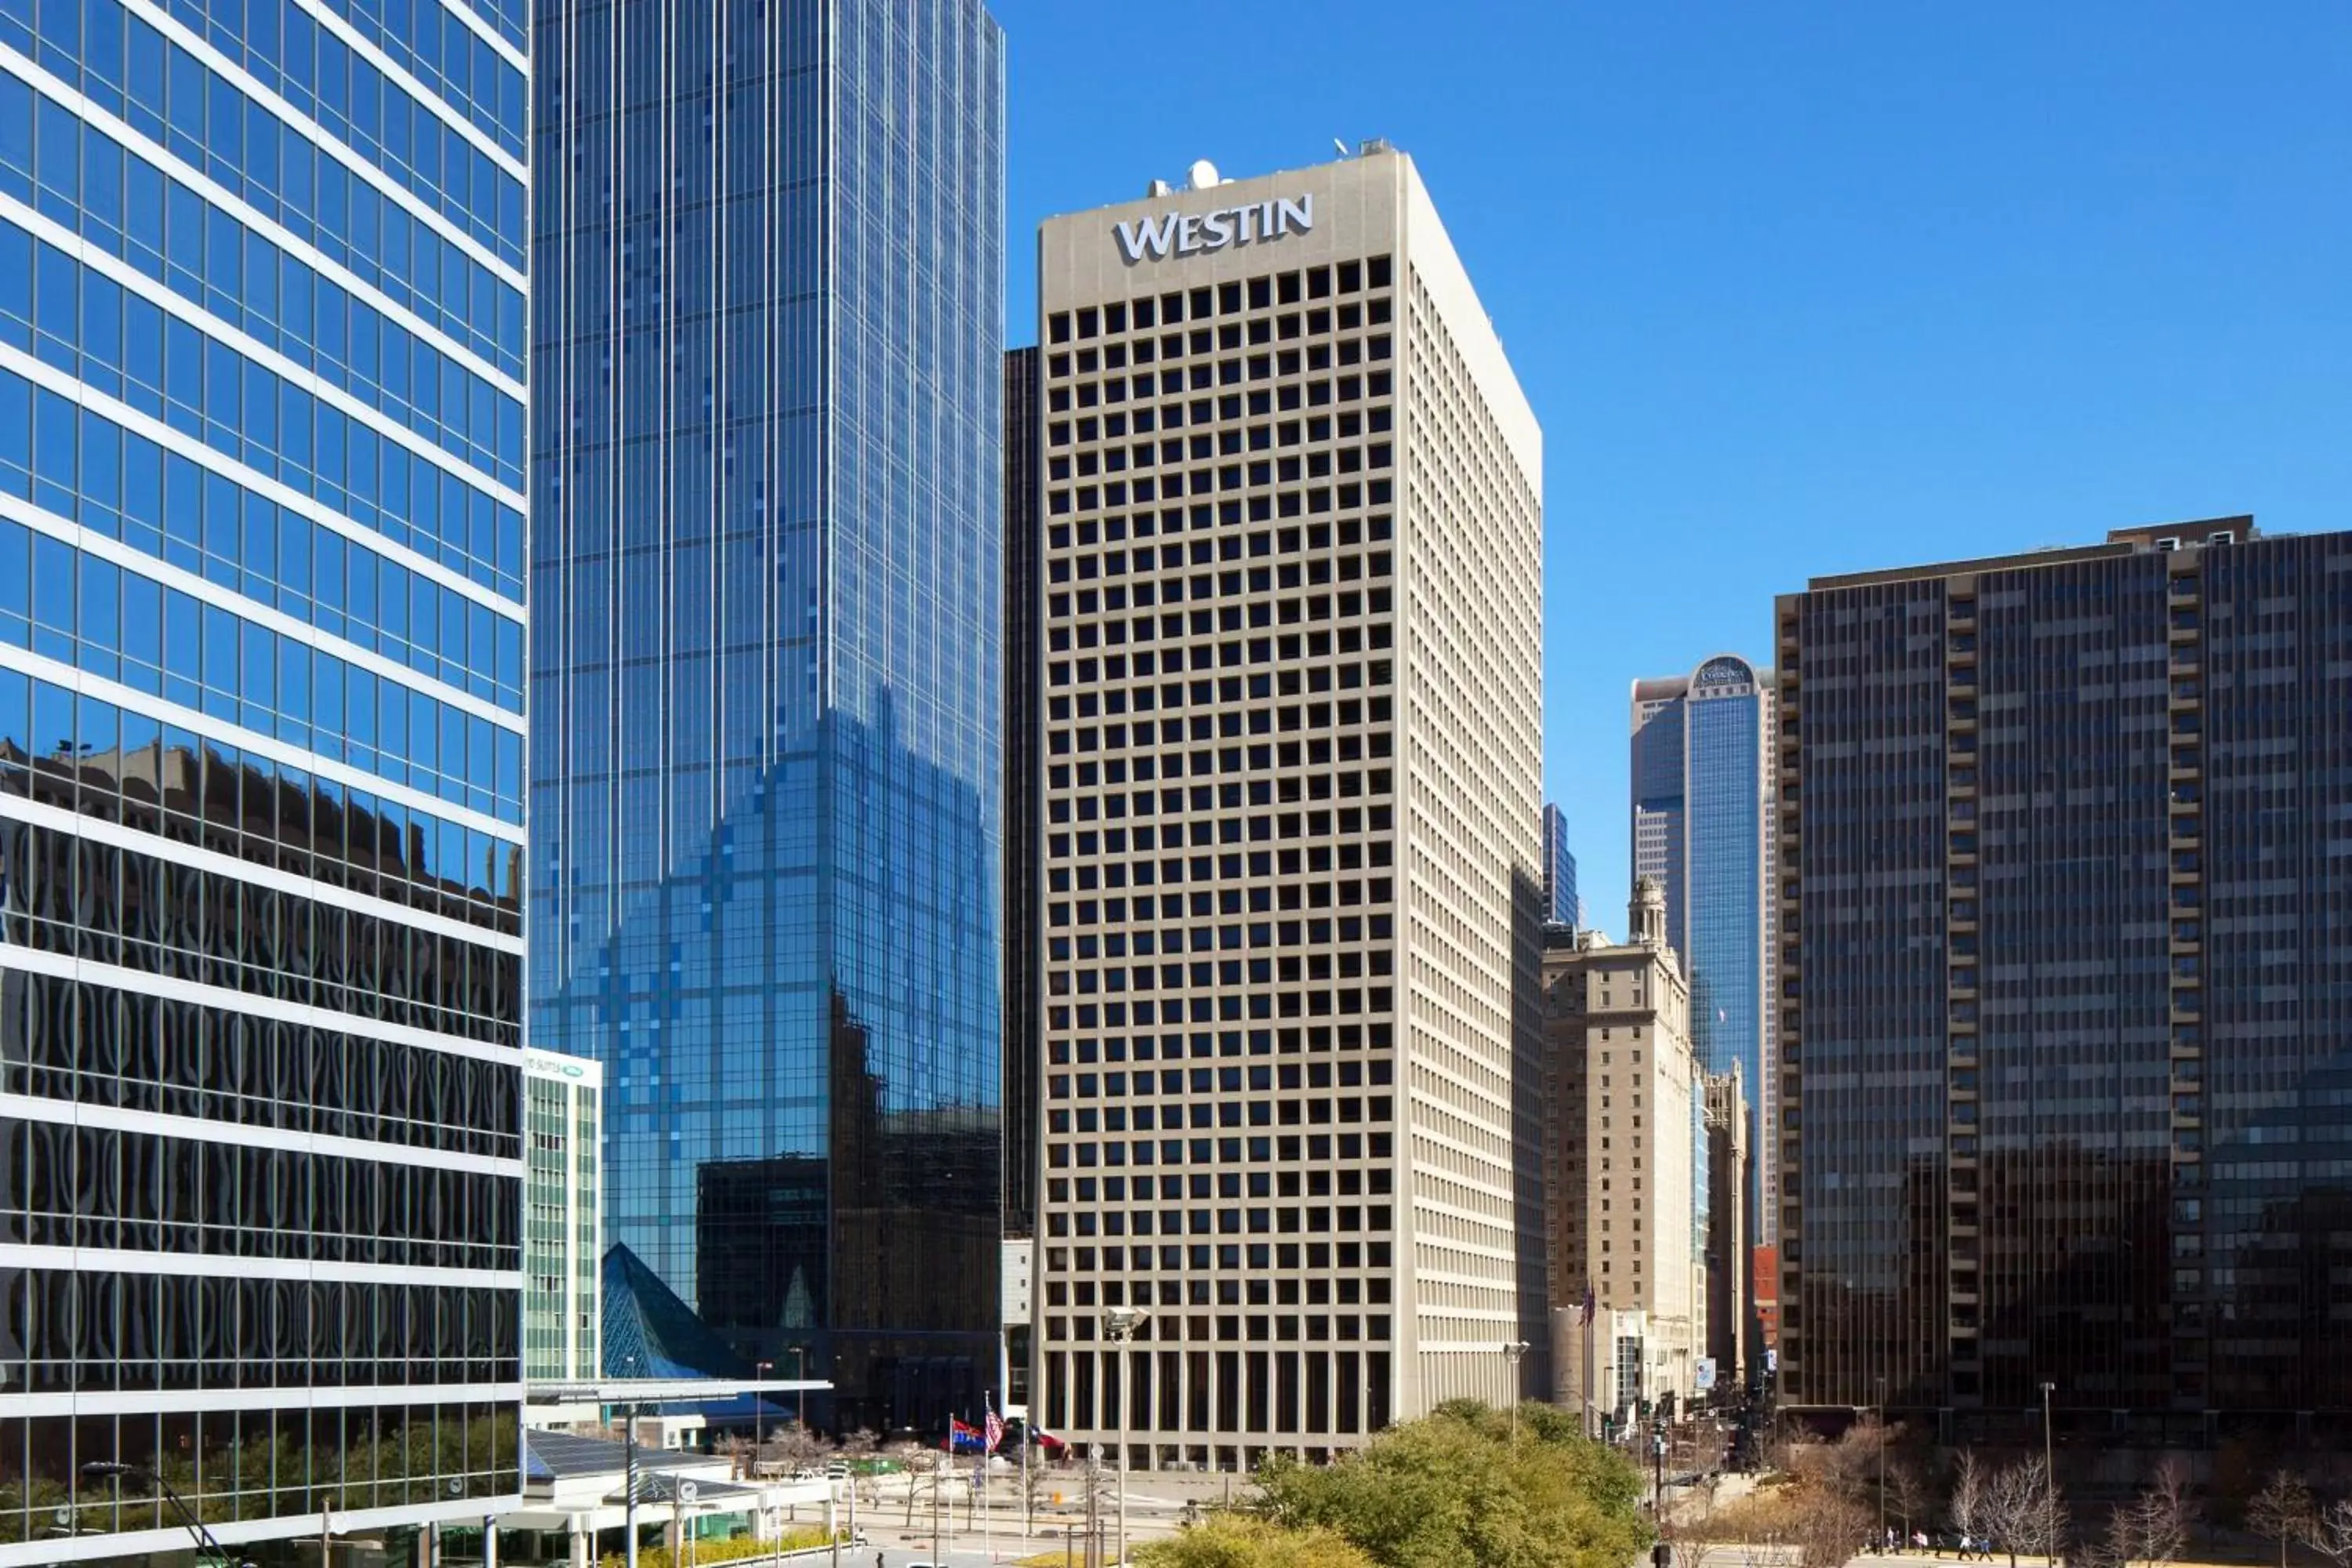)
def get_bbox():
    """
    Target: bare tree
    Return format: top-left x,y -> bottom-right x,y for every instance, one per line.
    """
2307,1500 -> 2352,1568
1951,1452 -> 1990,1549
1888,1458 -> 1931,1540
1795,1491 -> 1874,1568
1982,1457 -> 2065,1568
891,1443 -> 934,1527
2125,1460 -> 2196,1568
2247,1471 -> 2314,1568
